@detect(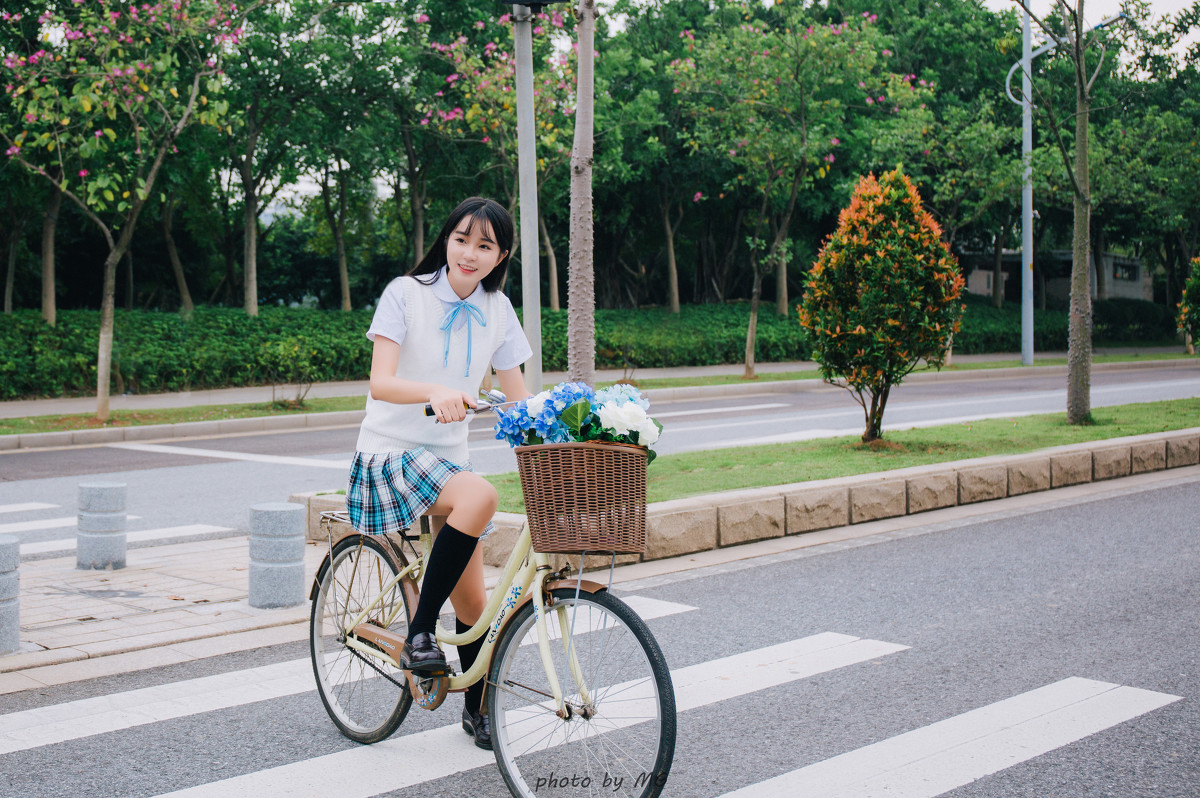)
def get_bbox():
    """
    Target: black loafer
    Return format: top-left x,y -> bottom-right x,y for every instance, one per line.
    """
401,631 -> 447,671
462,707 -> 492,750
